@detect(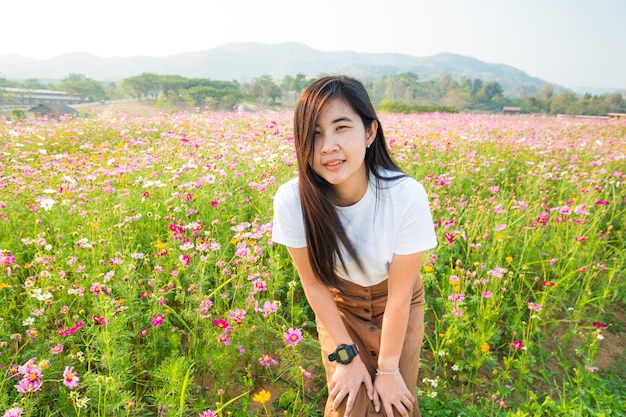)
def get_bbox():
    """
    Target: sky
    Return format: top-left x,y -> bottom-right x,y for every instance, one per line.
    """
2,0 -> 625,90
